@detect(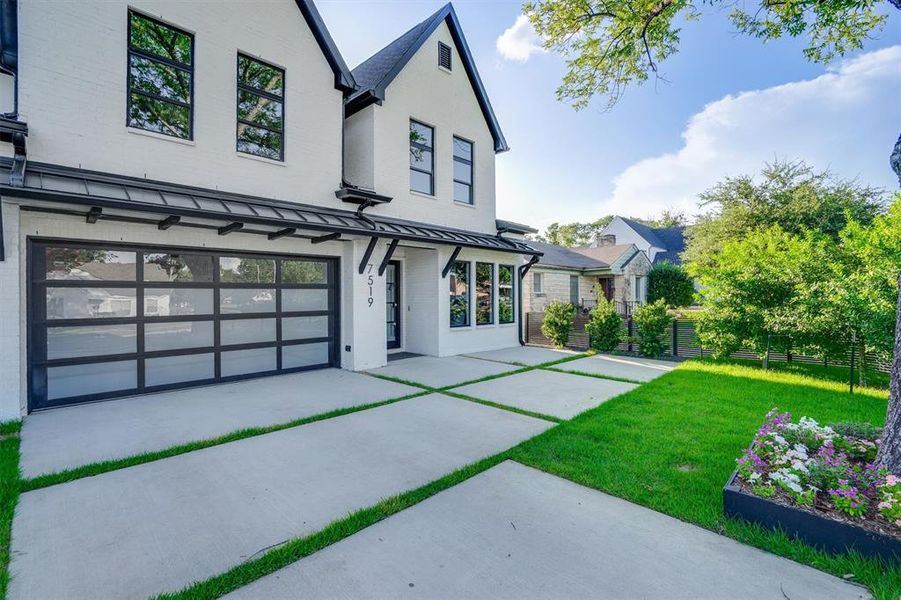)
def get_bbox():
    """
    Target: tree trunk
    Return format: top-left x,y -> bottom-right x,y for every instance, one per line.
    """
876,271 -> 901,475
